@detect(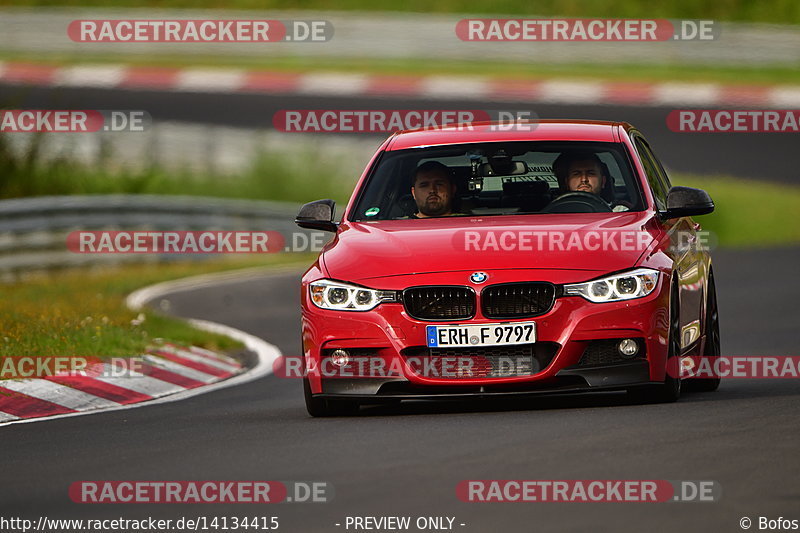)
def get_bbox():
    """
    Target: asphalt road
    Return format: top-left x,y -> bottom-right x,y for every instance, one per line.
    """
0,82 -> 796,183
2,245 -> 799,532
